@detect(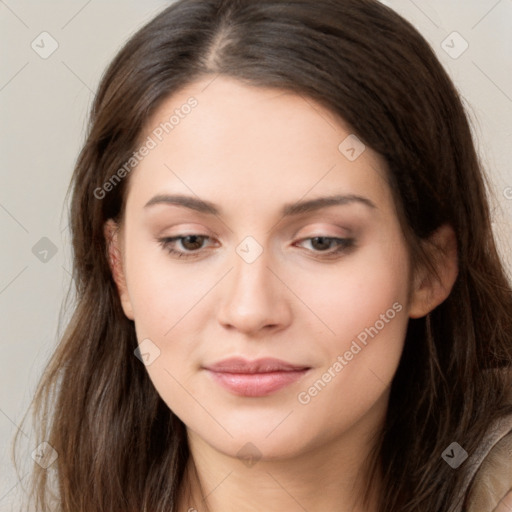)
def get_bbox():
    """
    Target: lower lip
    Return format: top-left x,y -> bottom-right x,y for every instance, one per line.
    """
206,369 -> 309,397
